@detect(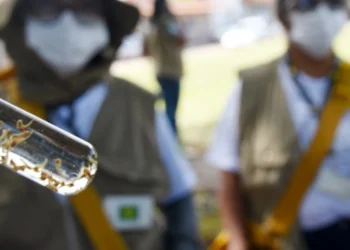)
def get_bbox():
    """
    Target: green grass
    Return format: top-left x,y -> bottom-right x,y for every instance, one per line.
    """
111,36 -> 288,147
